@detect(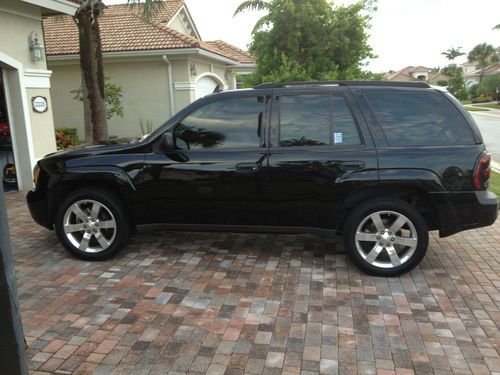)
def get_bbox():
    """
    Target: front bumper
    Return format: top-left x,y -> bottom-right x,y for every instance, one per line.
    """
26,190 -> 52,229
430,191 -> 498,237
